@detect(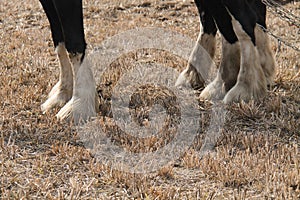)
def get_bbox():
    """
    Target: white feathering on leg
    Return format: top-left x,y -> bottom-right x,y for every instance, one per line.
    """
224,20 -> 267,103
255,26 -> 276,86
72,59 -> 97,124
41,43 -> 73,113
175,68 -> 191,87
175,33 -> 215,89
56,54 -> 97,124
200,37 -> 240,101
